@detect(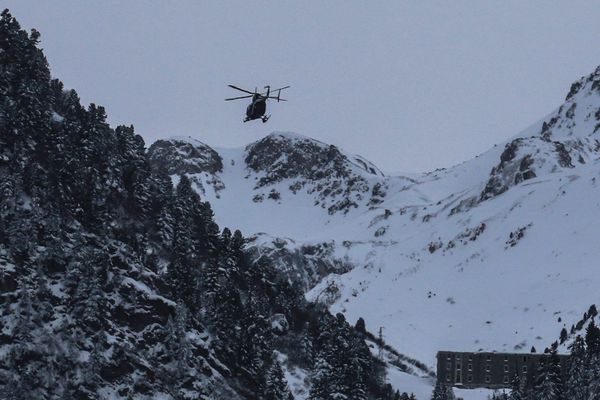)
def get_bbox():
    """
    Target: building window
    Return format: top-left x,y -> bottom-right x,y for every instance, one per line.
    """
467,375 -> 473,383
504,365 -> 509,373
522,366 -> 528,373
456,363 -> 461,371
447,355 -> 452,361
523,356 -> 527,362
456,355 -> 461,360
468,364 -> 473,371
446,375 -> 451,382
504,355 -> 509,362
447,362 -> 451,370
456,371 -> 462,383
485,364 -> 491,372
485,375 -> 491,383
504,376 -> 509,384
486,355 -> 492,362
468,355 -> 473,361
